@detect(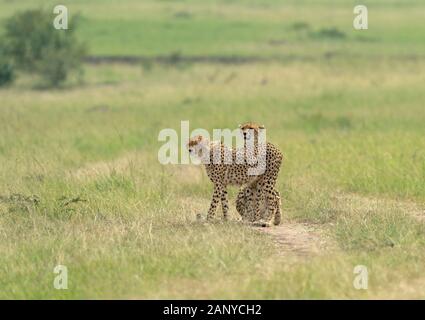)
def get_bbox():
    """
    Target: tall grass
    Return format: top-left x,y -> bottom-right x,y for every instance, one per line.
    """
1,0 -> 425,298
